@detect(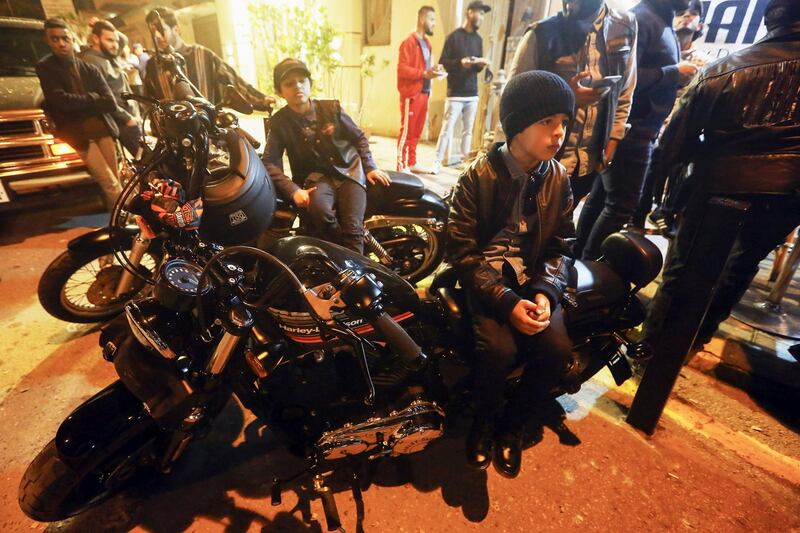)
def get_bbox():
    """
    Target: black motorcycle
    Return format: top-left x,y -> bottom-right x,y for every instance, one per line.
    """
37,83 -> 448,324
19,178 -> 662,526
